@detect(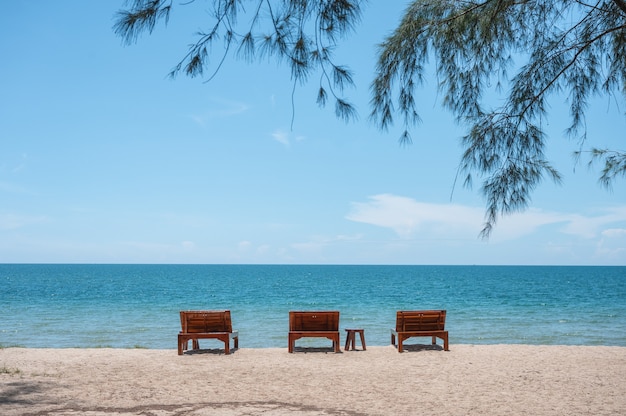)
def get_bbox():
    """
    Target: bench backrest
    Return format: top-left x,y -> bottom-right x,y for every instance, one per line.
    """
396,310 -> 446,332
180,310 -> 233,333
289,311 -> 339,332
